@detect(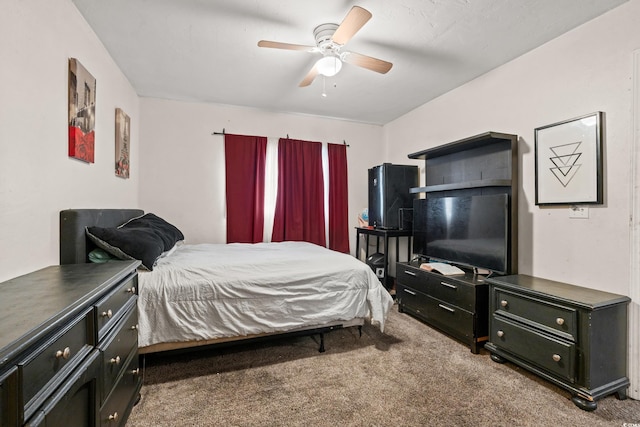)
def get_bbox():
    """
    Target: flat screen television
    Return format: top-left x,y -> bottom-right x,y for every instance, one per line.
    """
413,194 -> 510,275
